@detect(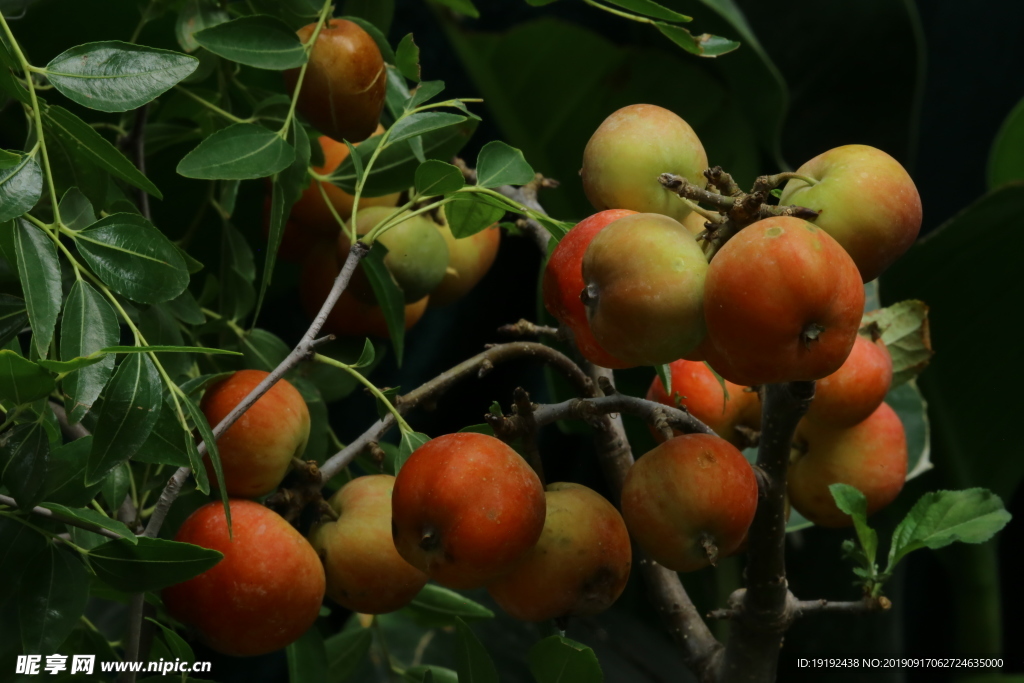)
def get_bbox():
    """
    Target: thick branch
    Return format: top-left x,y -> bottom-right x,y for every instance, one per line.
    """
585,366 -> 723,679
708,590 -> 892,621
142,241 -> 370,539
718,381 -> 815,683
318,341 -> 595,482
0,494 -> 124,540
50,402 -> 90,441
